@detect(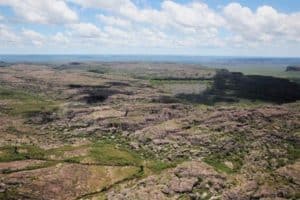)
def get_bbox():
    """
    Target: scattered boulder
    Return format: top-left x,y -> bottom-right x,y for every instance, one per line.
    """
277,162 -> 300,185
169,177 -> 198,193
107,161 -> 226,199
